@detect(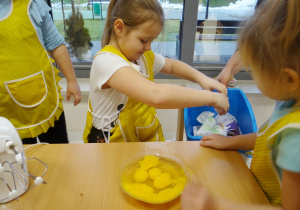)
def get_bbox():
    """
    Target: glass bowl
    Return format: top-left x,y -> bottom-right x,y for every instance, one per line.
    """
119,149 -> 191,204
